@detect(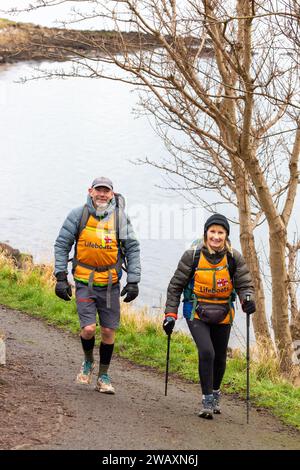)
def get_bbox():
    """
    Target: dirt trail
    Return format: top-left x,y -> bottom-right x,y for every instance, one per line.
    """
0,305 -> 299,450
